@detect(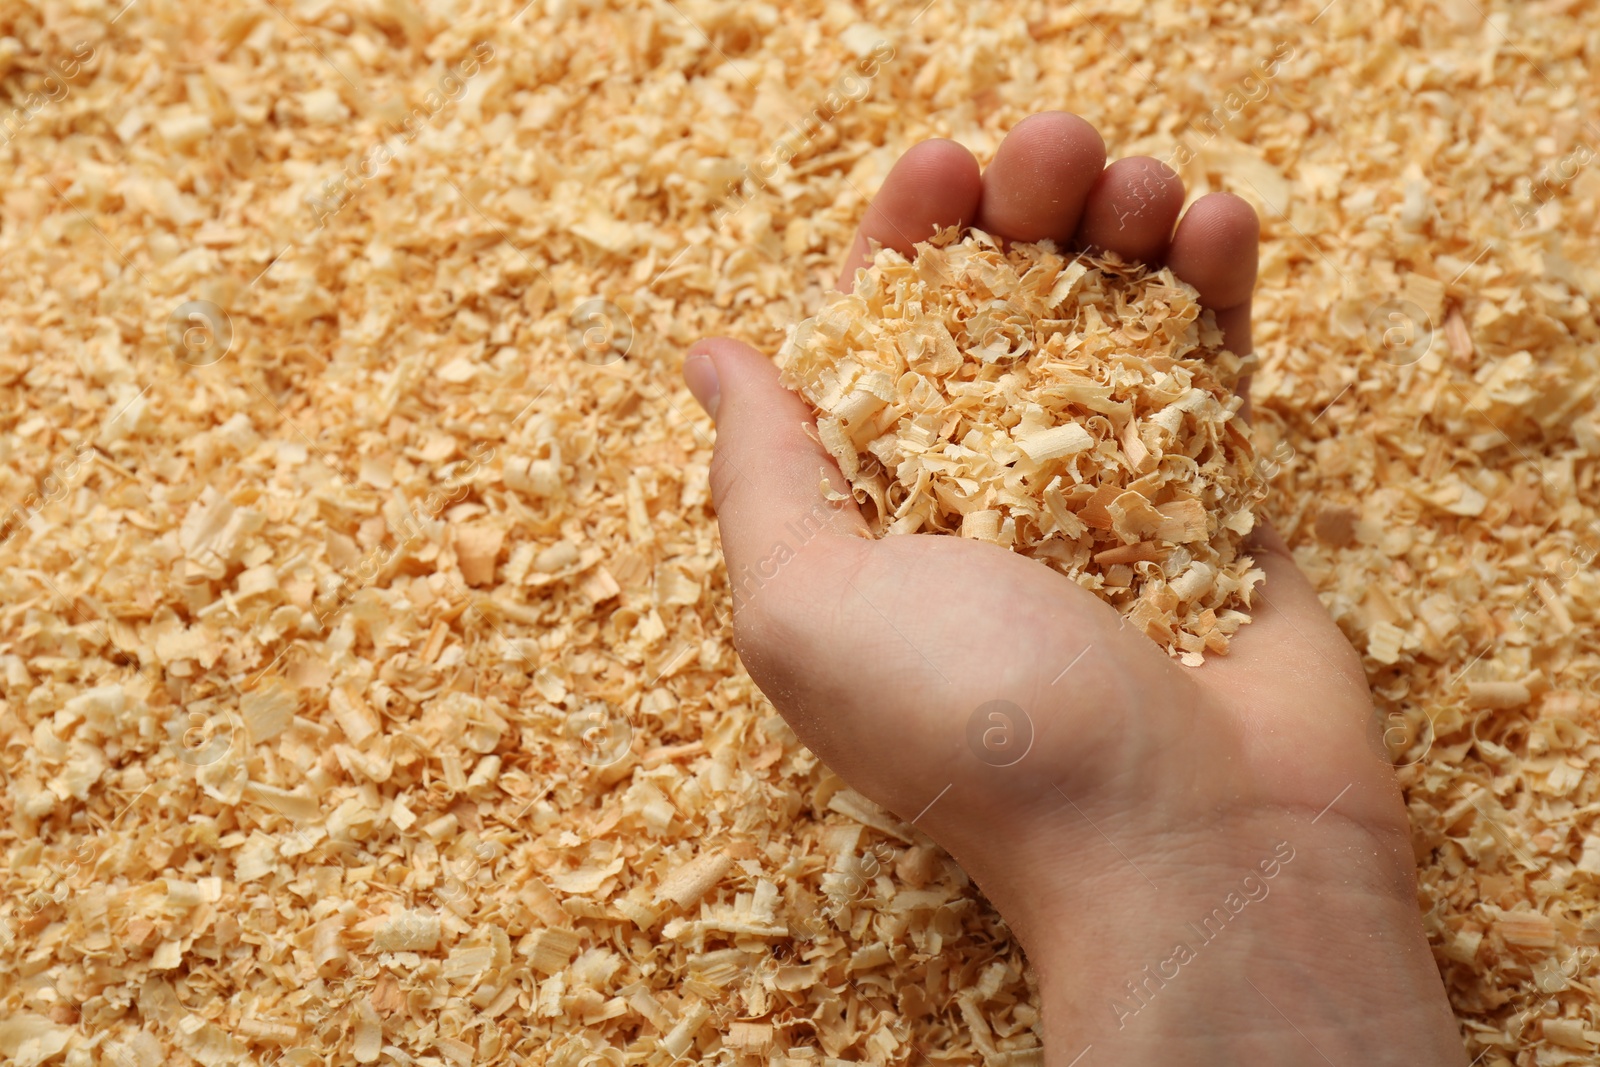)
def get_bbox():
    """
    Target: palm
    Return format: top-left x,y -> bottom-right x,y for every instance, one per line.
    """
743,489 -> 1388,883
690,112 -> 1409,934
